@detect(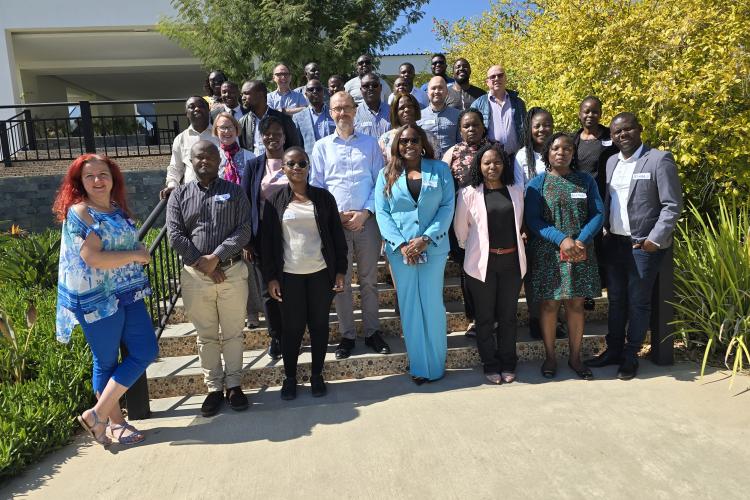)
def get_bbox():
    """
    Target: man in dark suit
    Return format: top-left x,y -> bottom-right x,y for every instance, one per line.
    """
292,79 -> 335,155
585,112 -> 682,380
238,80 -> 301,155
209,81 -> 244,123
